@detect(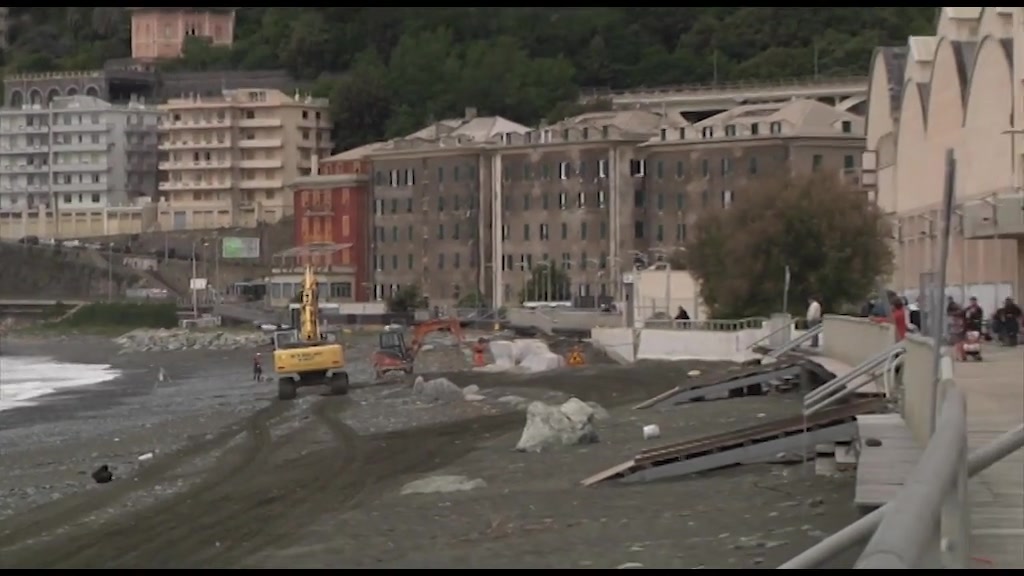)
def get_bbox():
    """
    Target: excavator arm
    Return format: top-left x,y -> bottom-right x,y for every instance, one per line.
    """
409,317 -> 464,356
299,265 -> 320,342
373,317 -> 463,379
